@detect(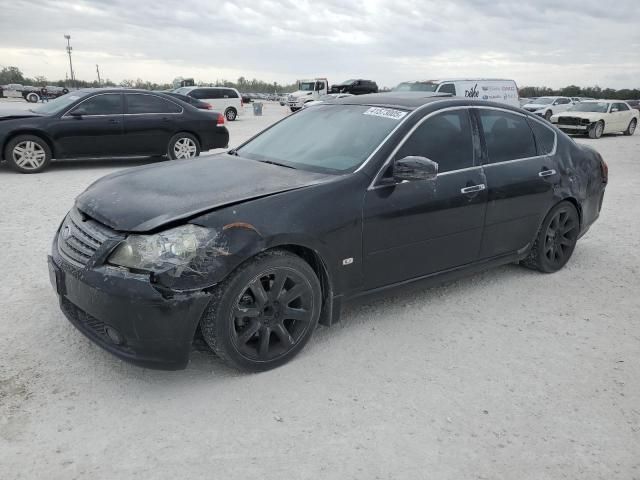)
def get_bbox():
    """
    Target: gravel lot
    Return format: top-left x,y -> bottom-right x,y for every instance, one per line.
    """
1,98 -> 638,480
